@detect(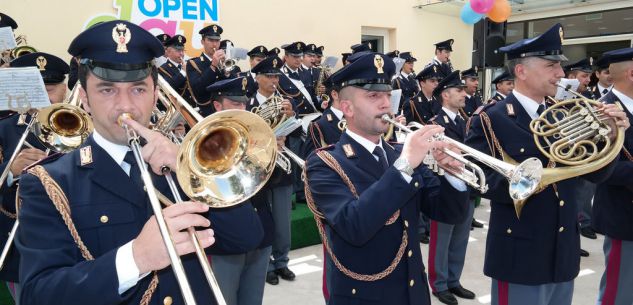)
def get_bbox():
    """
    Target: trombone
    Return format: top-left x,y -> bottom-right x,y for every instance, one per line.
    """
118,75 -> 276,305
0,84 -> 93,270
381,114 -> 543,201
